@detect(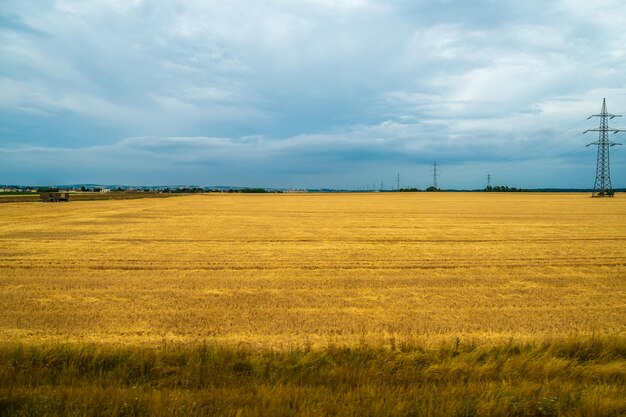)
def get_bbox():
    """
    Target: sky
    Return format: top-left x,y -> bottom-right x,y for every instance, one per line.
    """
1,0 -> 626,189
